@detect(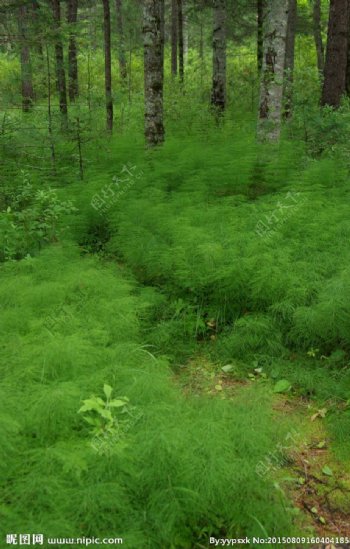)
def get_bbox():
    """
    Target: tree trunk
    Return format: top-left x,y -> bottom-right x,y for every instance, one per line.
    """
313,0 -> 324,74
321,0 -> 350,108
171,0 -> 178,76
211,0 -> 226,111
18,4 -> 35,112
32,0 -> 44,58
115,0 -> 127,80
102,0 -> 113,132
51,0 -> 68,129
258,0 -> 289,142
283,0 -> 297,118
257,0 -> 266,72
143,0 -> 165,146
177,0 -> 184,83
67,0 -> 79,102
